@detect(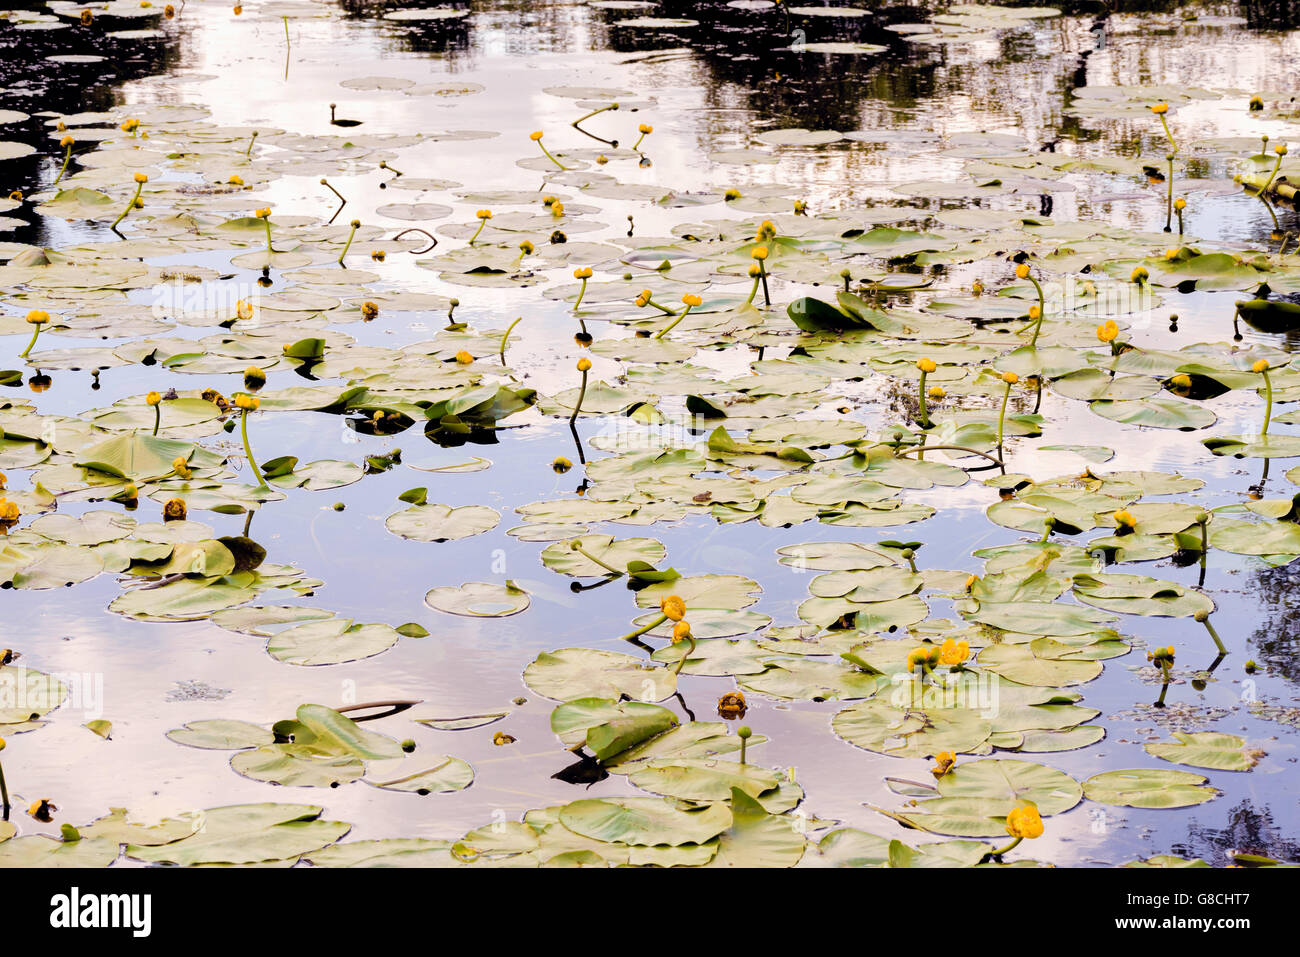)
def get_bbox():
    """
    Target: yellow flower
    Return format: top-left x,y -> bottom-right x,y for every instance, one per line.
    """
681,293 -> 702,307
1096,320 -> 1119,343
163,498 -> 187,522
28,798 -> 55,821
716,691 -> 748,721
60,135 -> 74,148
1150,103 -> 1169,115
596,155 -> 608,165
1131,266 -> 1149,283
234,393 -> 259,411
371,249 -> 386,262
235,299 -> 254,321
255,207 -> 270,219
793,199 -> 807,214
928,385 -> 946,399
906,646 -> 939,673
25,309 -> 49,325
455,350 -> 474,365
518,240 -> 534,255
551,456 -> 572,474
164,3 -> 174,16
747,263 -> 761,278
145,391 -> 162,406
755,220 -> 776,241
476,209 -> 492,220
1276,143 -> 1289,156
0,472 -> 6,490
1249,95 -> 1264,111
133,172 -> 148,184
492,731 -> 515,746
80,9 -> 93,24
916,357 -> 937,373
1113,509 -> 1137,528
119,118 -> 139,132
1174,197 -> 1186,210
529,130 -> 544,141
1015,263 -> 1030,279
172,456 -> 191,478
932,752 -> 955,778
576,357 -> 592,373
1000,371 -> 1018,385
750,245 -> 769,261
228,174 -> 244,185
724,188 -> 741,201
243,366 -> 266,390
573,266 -> 593,279
550,202 -> 565,218
939,638 -> 969,666
638,123 -> 653,134
1005,805 -> 1043,839
659,594 -> 686,621
671,620 -> 692,644
1253,359 -> 1271,373
972,279 -> 984,295
0,498 -> 19,523
1027,304 -> 1041,321
360,301 -> 379,321
1170,373 -> 1192,388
